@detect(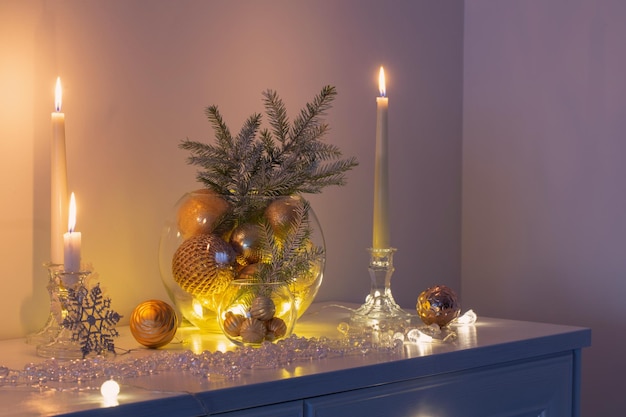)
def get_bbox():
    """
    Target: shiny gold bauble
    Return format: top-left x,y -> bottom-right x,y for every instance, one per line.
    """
222,311 -> 245,338
239,318 -> 266,344
172,233 -> 236,298
176,189 -> 230,240
229,223 -> 265,265
236,263 -> 266,280
249,295 -> 276,321
416,285 -> 461,328
264,195 -> 304,240
130,300 -> 179,348
264,317 -> 287,341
